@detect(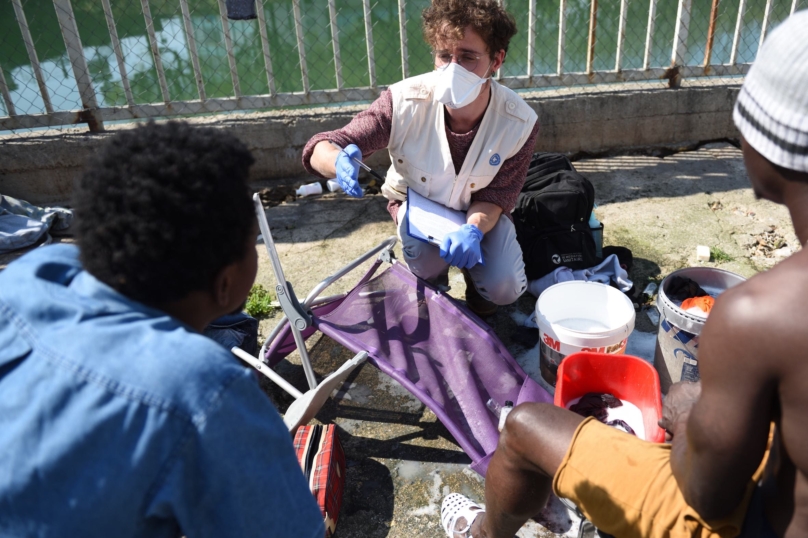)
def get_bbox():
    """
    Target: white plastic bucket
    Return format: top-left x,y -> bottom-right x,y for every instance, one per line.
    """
654,267 -> 745,393
536,281 -> 636,386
